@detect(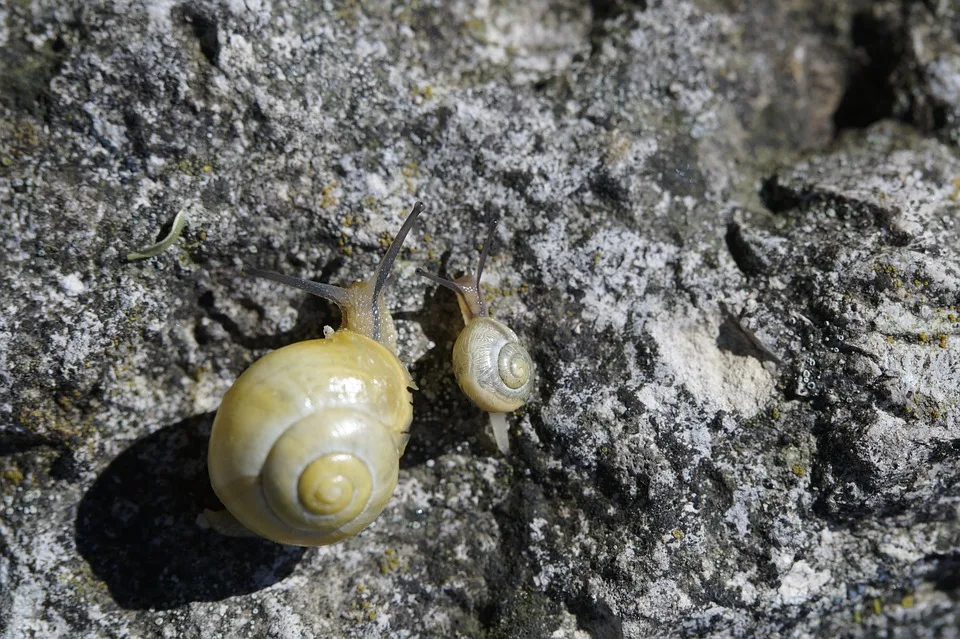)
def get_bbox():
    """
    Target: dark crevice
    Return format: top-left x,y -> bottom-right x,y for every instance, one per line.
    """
833,11 -> 904,132
477,482 -> 543,635
0,426 -> 65,456
590,0 -> 647,23
587,0 -> 647,55
183,6 -> 221,66
0,35 -> 70,119
594,458 -> 651,514
926,552 -> 960,594
758,176 -> 913,247
724,221 -> 766,278
123,110 -> 149,158
758,175 -> 806,214
589,170 -> 628,203
569,596 -> 624,639
50,450 -> 84,482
